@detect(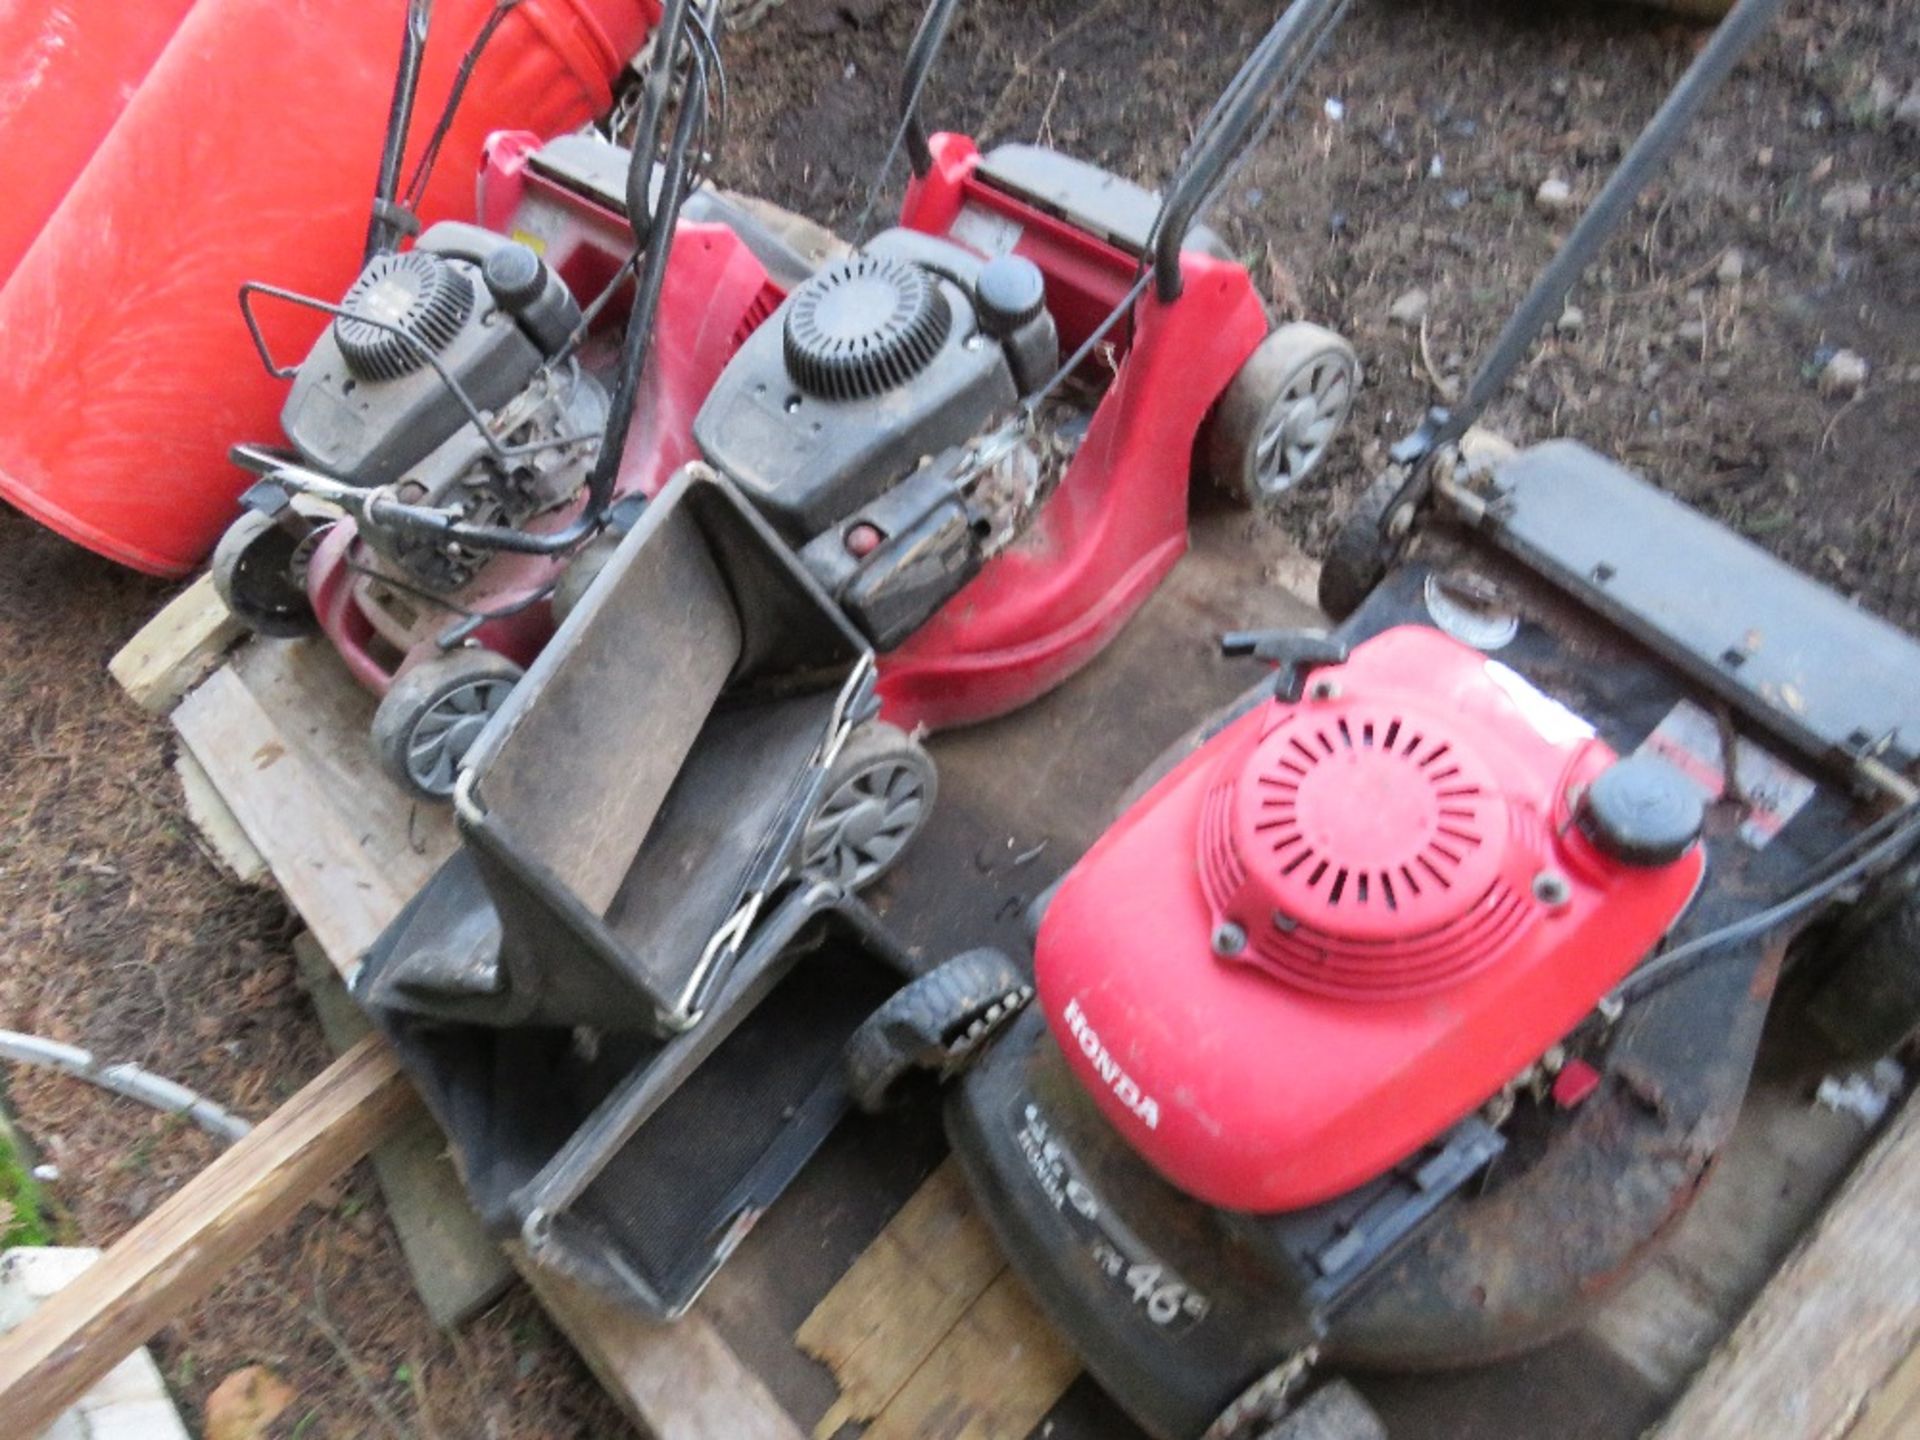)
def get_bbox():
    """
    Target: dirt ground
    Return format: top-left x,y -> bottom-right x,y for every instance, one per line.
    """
0,0 -> 1912,1435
